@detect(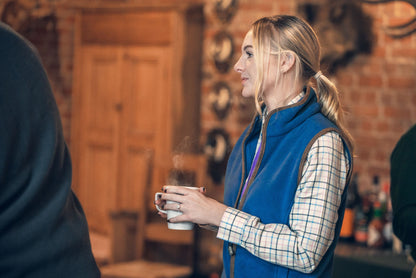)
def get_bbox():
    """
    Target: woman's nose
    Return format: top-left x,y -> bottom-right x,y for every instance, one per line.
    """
234,56 -> 243,73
